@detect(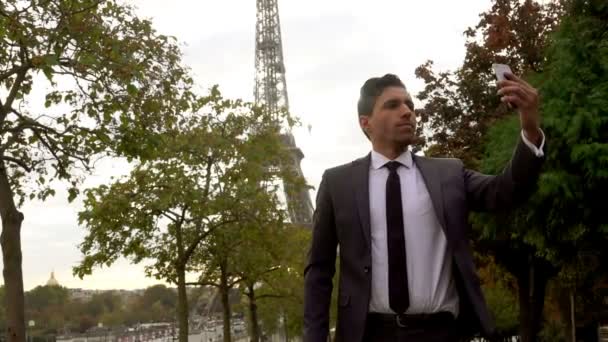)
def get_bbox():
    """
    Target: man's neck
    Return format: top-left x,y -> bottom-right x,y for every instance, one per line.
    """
371,143 -> 408,160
